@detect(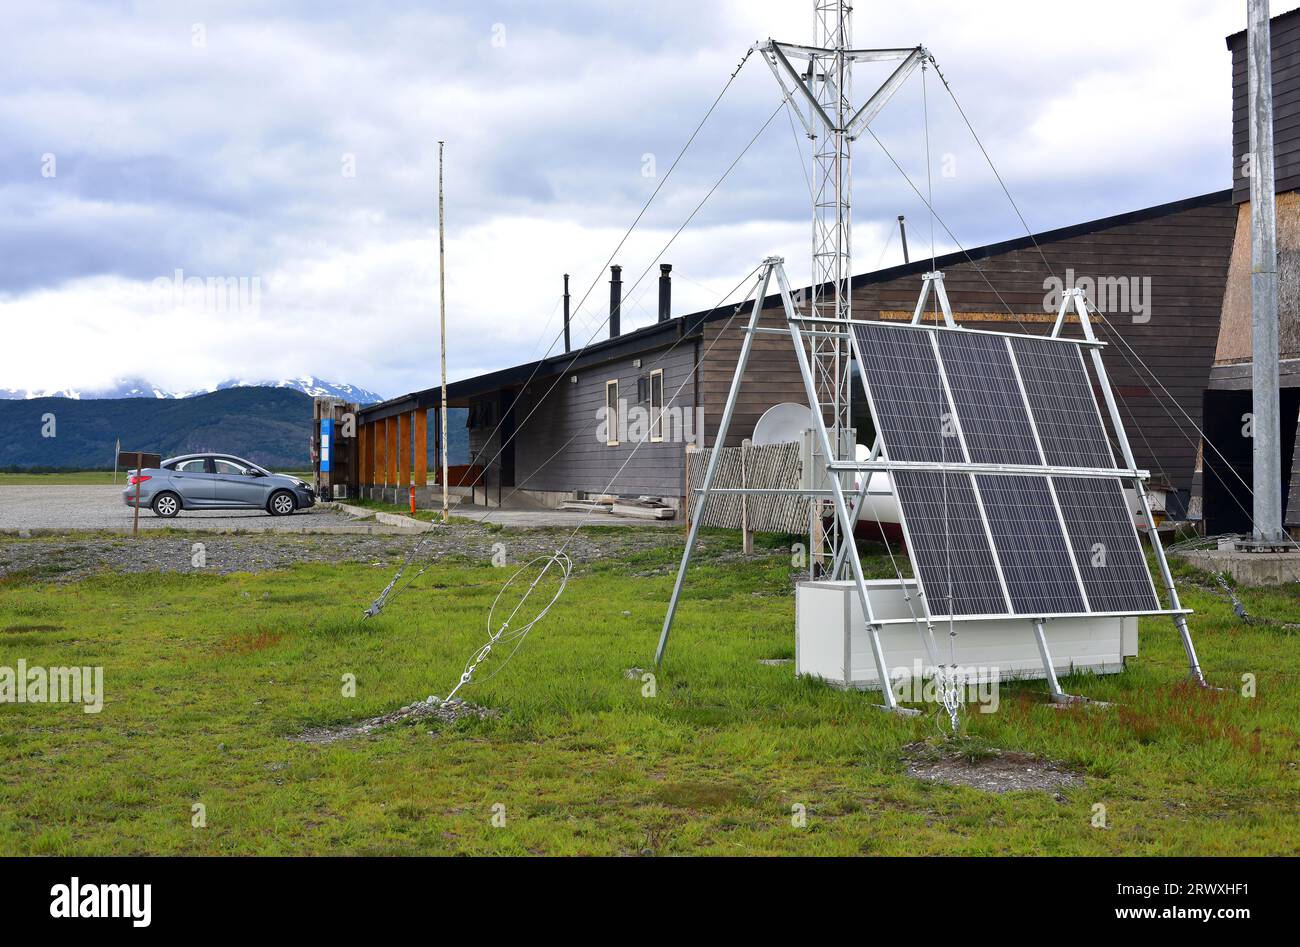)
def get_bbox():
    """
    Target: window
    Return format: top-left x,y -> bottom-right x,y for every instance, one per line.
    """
637,375 -> 649,403
605,380 -> 619,446
174,458 -> 207,473
212,459 -> 247,475
650,369 -> 664,442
